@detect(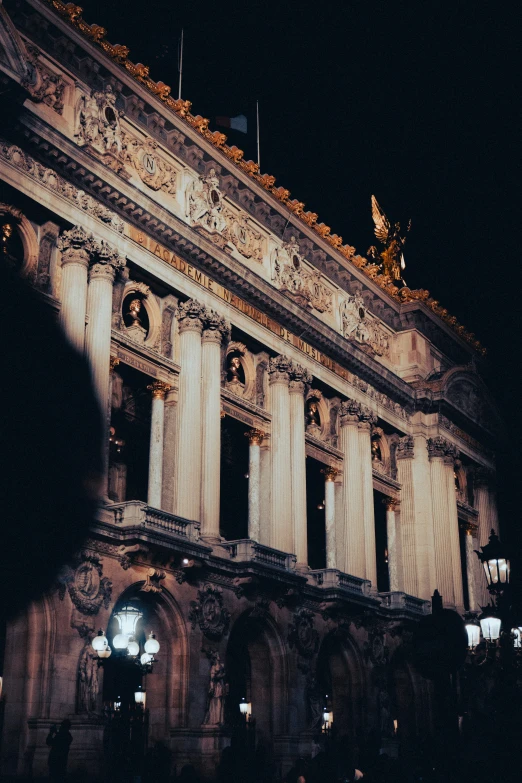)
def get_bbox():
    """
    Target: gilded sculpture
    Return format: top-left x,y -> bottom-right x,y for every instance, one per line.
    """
367,195 -> 410,284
